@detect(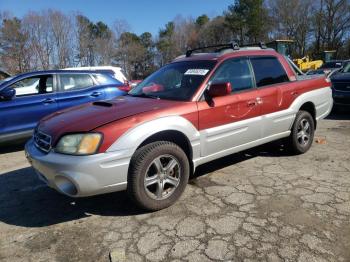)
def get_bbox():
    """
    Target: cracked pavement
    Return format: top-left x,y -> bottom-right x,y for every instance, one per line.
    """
0,114 -> 349,262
